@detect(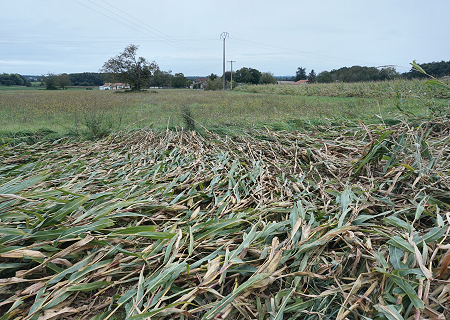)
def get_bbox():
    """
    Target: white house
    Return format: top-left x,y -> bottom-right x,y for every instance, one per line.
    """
99,83 -> 130,90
